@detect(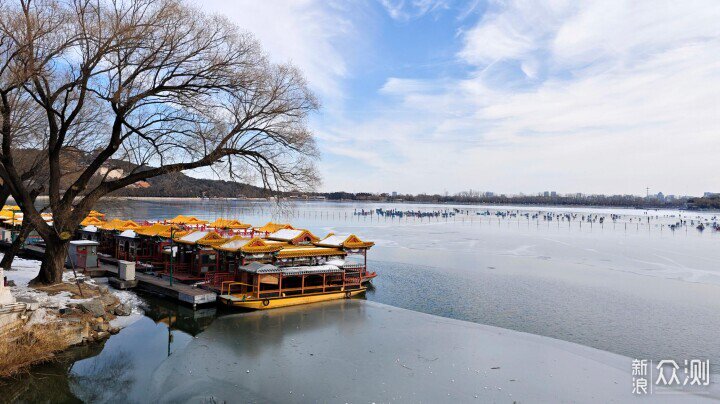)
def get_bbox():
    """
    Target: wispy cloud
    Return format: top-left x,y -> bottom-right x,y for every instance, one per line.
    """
378,0 -> 451,21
